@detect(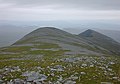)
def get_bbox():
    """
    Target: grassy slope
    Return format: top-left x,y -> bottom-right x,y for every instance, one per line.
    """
0,42 -> 120,84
